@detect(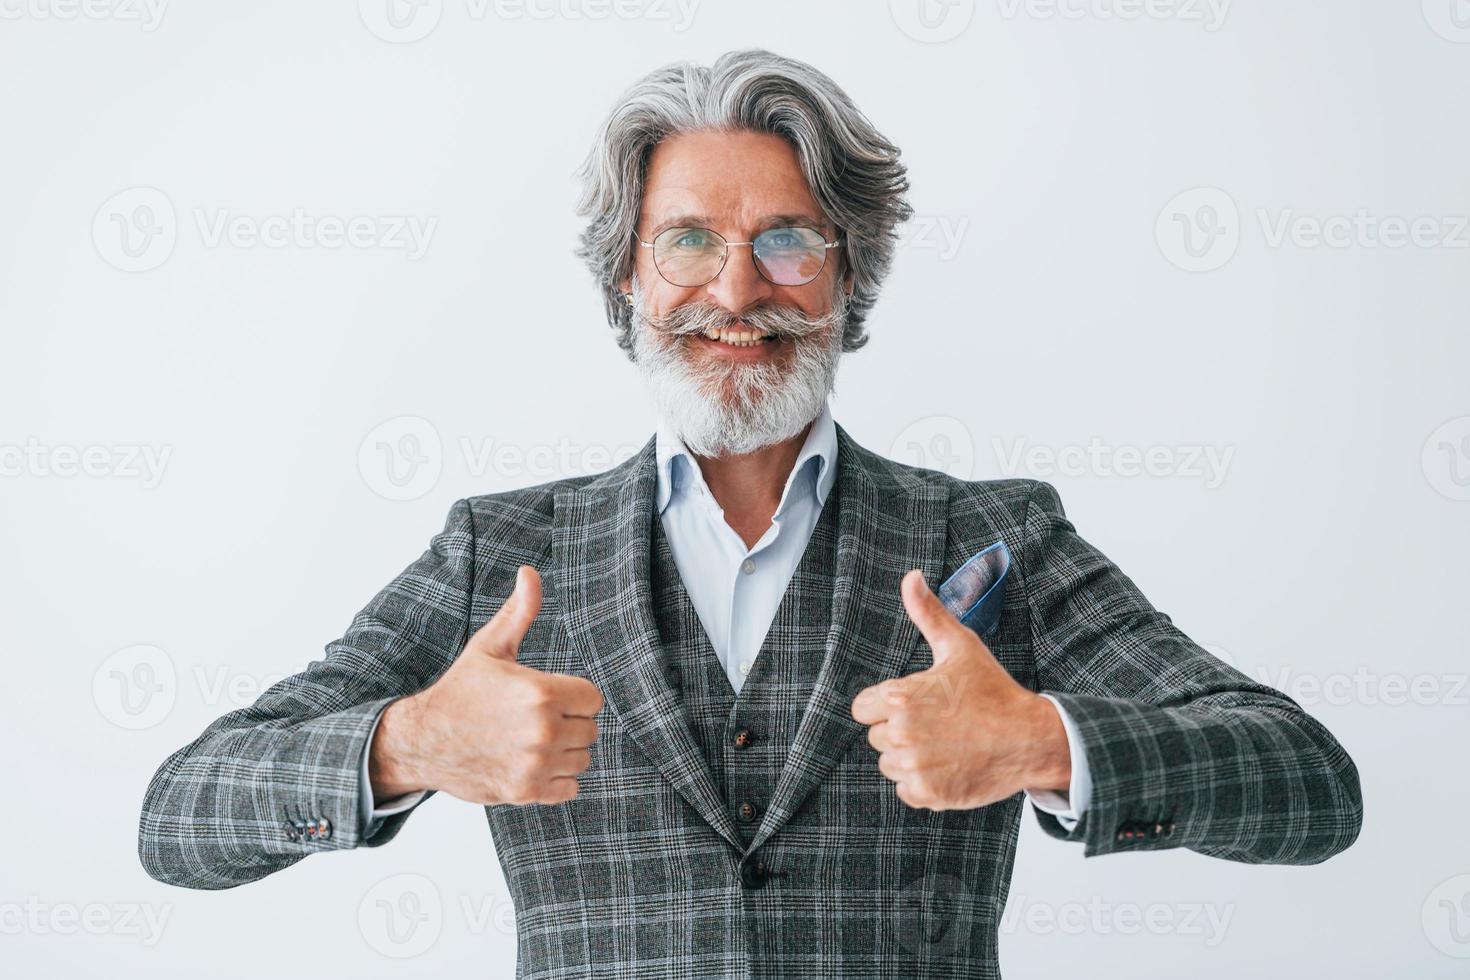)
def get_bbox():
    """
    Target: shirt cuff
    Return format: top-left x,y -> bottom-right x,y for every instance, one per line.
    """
358,703 -> 428,832
1023,693 -> 1093,832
